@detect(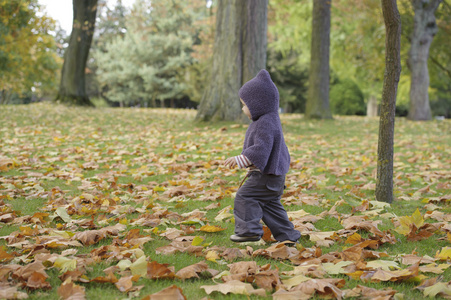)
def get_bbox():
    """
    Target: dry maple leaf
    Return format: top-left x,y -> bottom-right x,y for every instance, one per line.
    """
25,271 -> 52,290
73,230 -> 105,246
221,248 -> 246,261
141,284 -> 187,300
57,279 -> 86,300
90,272 -> 118,284
199,224 -> 226,232
290,278 -> 345,300
0,284 -> 29,299
344,284 -> 397,300
201,280 -> 266,297
175,261 -> 208,280
272,288 -> 311,300
147,261 -> 176,279
254,268 -> 282,291
253,243 -> 297,260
